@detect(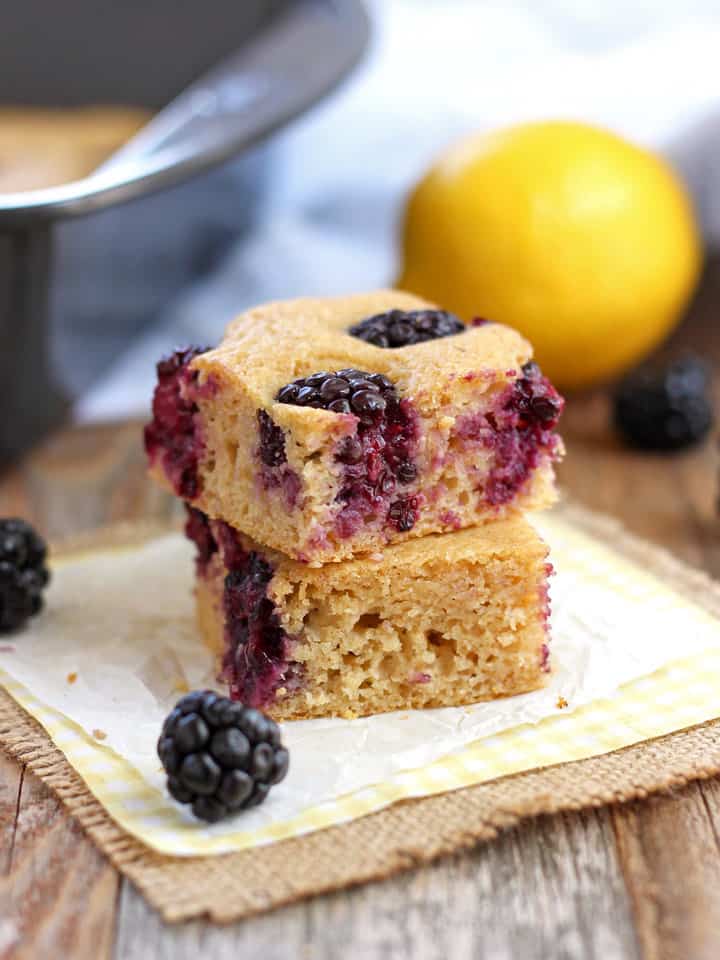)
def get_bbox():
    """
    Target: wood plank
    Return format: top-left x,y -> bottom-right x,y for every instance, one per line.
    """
556,257 -> 720,576
113,807 -> 638,960
0,753 -> 23,878
0,420 -> 172,539
0,765 -> 118,960
613,779 -> 720,960
557,391 -> 719,573
0,424 -> 133,959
